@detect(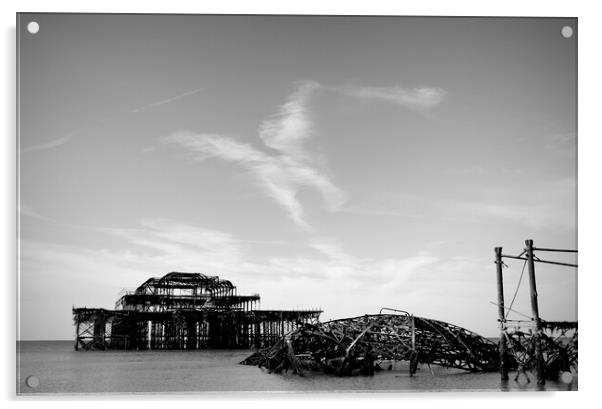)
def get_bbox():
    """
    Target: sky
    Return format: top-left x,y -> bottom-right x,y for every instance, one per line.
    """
17,14 -> 577,340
